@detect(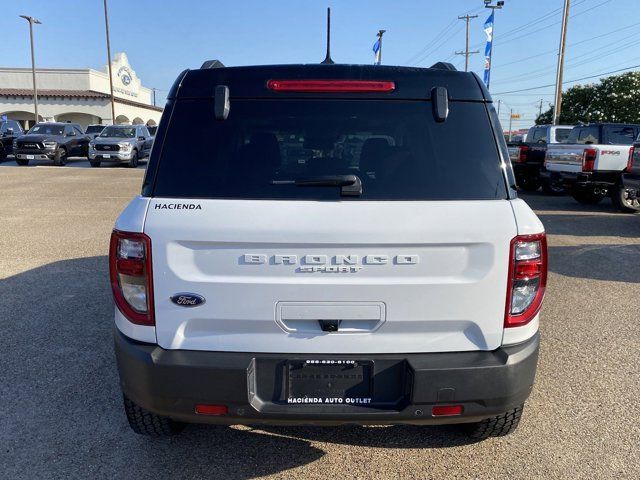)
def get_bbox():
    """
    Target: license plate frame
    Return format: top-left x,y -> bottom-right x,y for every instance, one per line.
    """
26,155 -> 34,160
102,154 -> 111,159
286,360 -> 373,406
